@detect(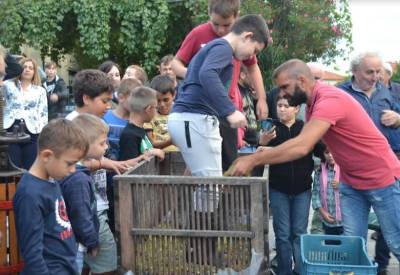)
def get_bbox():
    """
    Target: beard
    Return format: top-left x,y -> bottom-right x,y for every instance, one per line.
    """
287,85 -> 308,106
